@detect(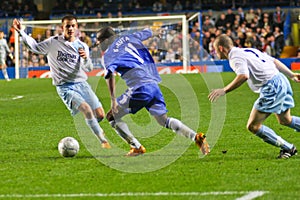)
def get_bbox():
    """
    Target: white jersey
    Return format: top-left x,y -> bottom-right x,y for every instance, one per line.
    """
0,38 -> 10,58
229,47 -> 278,93
19,30 -> 93,85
